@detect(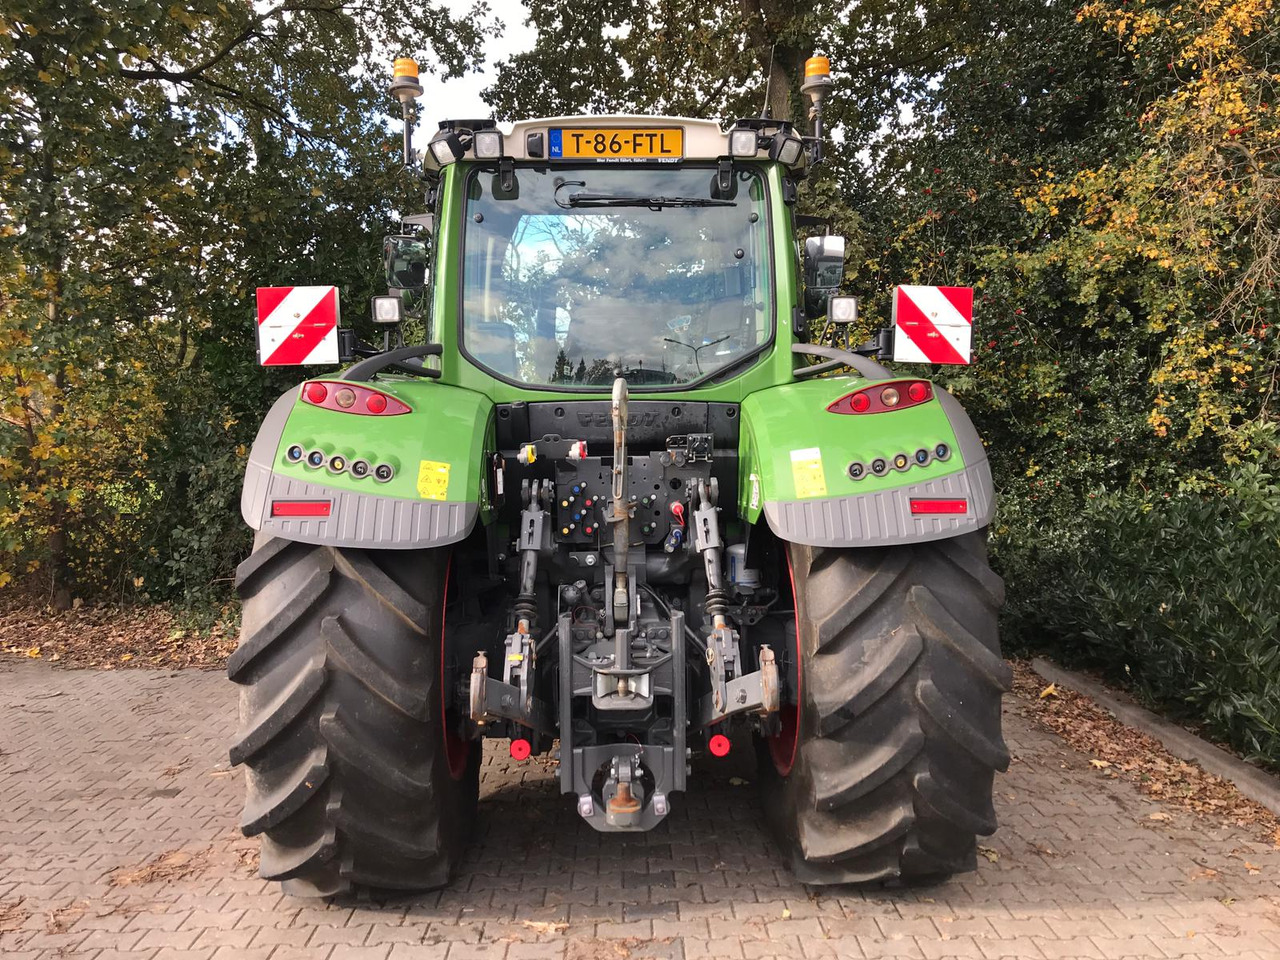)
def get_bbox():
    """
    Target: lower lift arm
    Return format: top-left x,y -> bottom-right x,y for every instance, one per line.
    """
692,477 -> 780,728
468,478 -> 555,736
